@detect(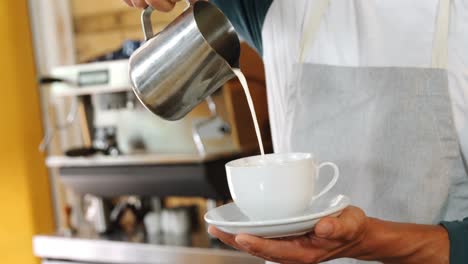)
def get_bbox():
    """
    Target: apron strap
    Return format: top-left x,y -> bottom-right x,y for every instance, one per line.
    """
298,0 -> 330,63
299,0 -> 451,68
432,0 -> 451,69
